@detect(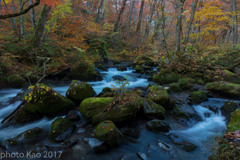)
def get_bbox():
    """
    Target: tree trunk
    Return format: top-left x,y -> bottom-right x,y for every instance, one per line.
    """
29,0 -> 36,29
144,0 -> 157,39
95,0 -> 104,23
184,0 -> 198,44
29,5 -> 51,49
113,0 -> 127,32
160,0 -> 168,53
18,0 -> 25,39
175,0 -> 185,51
135,0 -> 145,49
231,0 -> 238,44
127,0 -> 136,29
